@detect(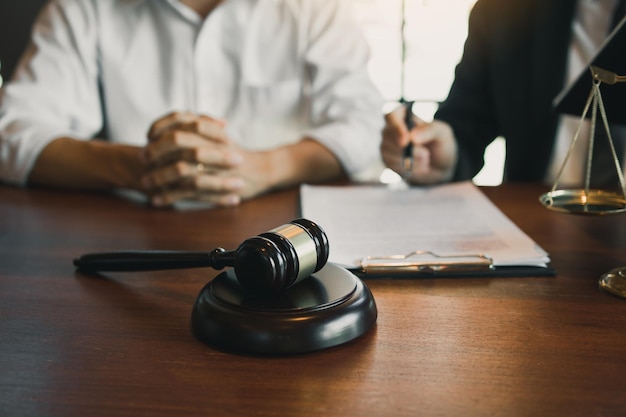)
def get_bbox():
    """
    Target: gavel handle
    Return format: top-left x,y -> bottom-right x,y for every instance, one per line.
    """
73,249 -> 235,272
